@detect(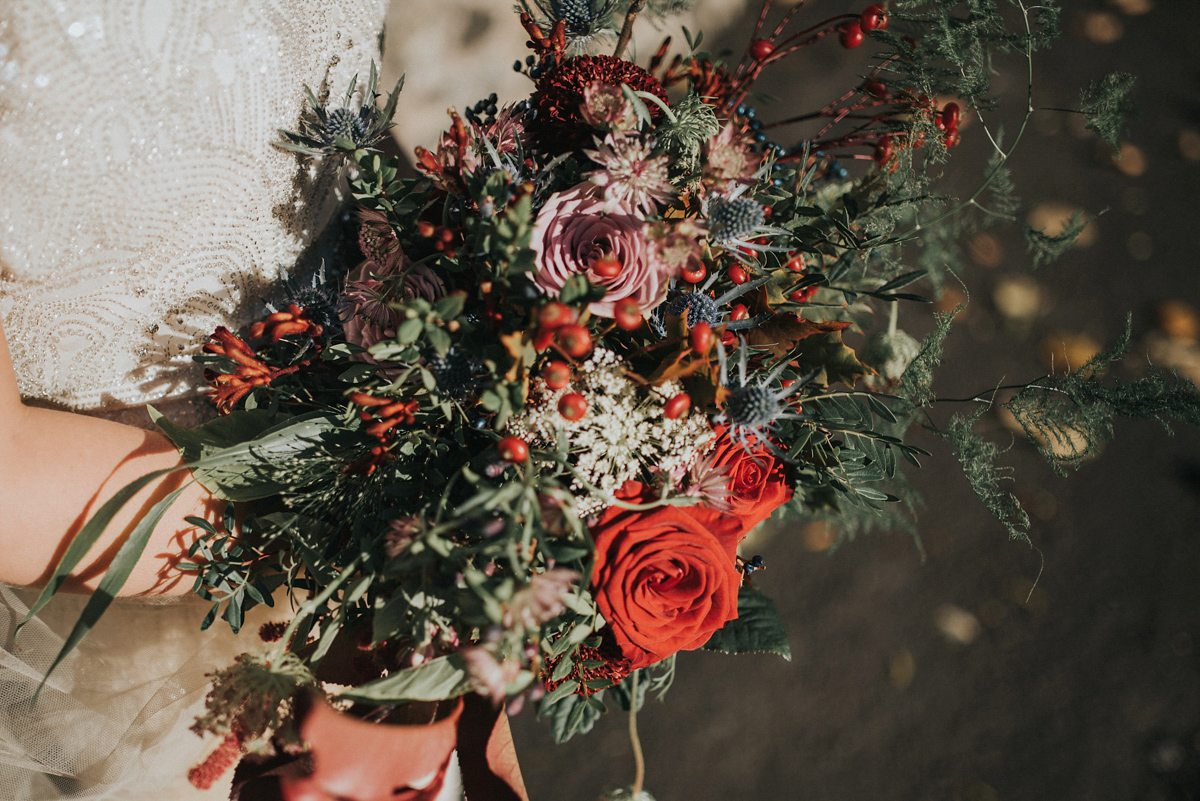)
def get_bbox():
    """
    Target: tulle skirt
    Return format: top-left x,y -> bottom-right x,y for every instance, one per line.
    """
0,584 -> 268,800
